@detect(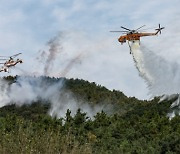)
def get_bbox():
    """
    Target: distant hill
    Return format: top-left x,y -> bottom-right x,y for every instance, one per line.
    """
0,76 -> 179,153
